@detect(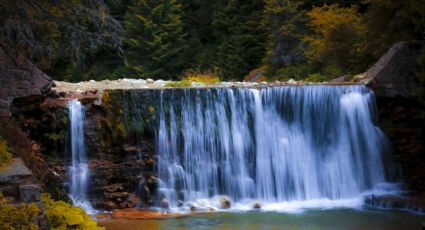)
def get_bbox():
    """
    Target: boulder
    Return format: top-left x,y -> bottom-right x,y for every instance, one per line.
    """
359,41 -> 424,97
19,184 -> 41,203
0,158 -> 39,202
160,197 -> 170,210
253,202 -> 261,209
219,196 -> 231,209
